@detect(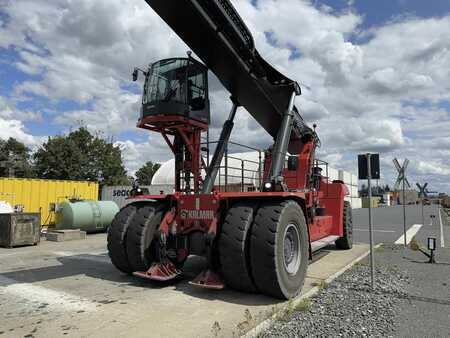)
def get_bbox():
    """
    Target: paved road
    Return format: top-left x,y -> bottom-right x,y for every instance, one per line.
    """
0,234 -> 369,338
352,205 -> 442,245
371,220 -> 450,337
